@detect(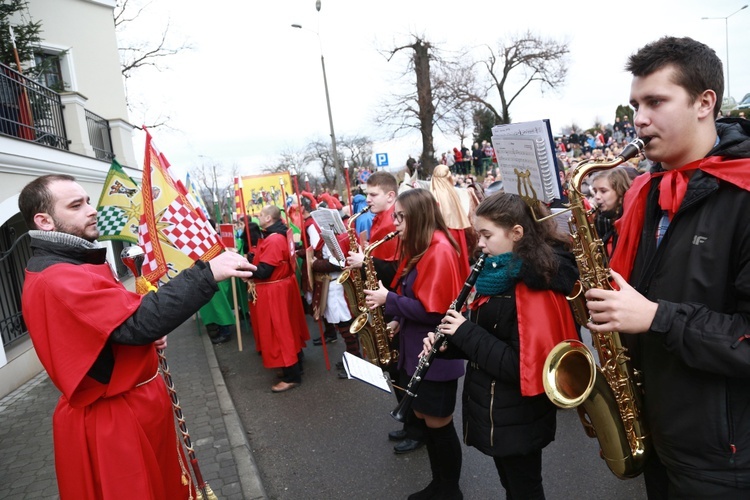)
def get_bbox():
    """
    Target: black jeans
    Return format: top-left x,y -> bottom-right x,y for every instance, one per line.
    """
493,449 -> 545,500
